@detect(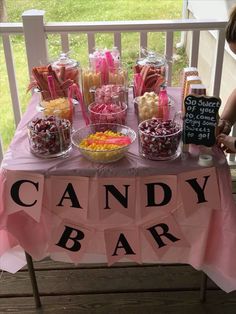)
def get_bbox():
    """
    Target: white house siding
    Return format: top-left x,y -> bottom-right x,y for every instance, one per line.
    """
186,0 -> 236,112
